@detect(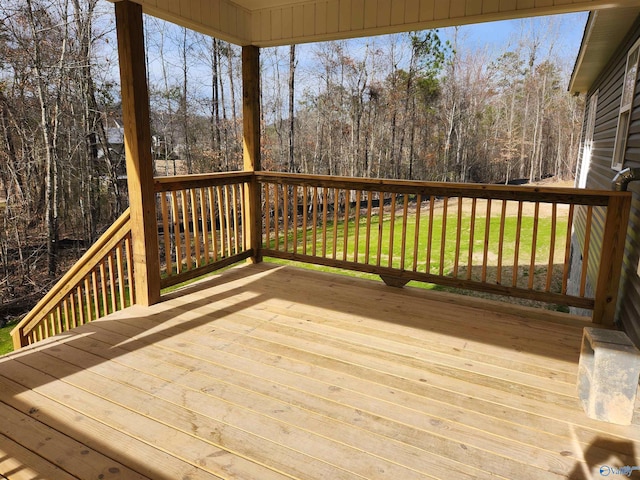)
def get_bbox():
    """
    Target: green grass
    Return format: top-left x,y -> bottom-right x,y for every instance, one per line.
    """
270,210 -> 567,277
266,204 -> 570,310
0,321 -> 17,355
